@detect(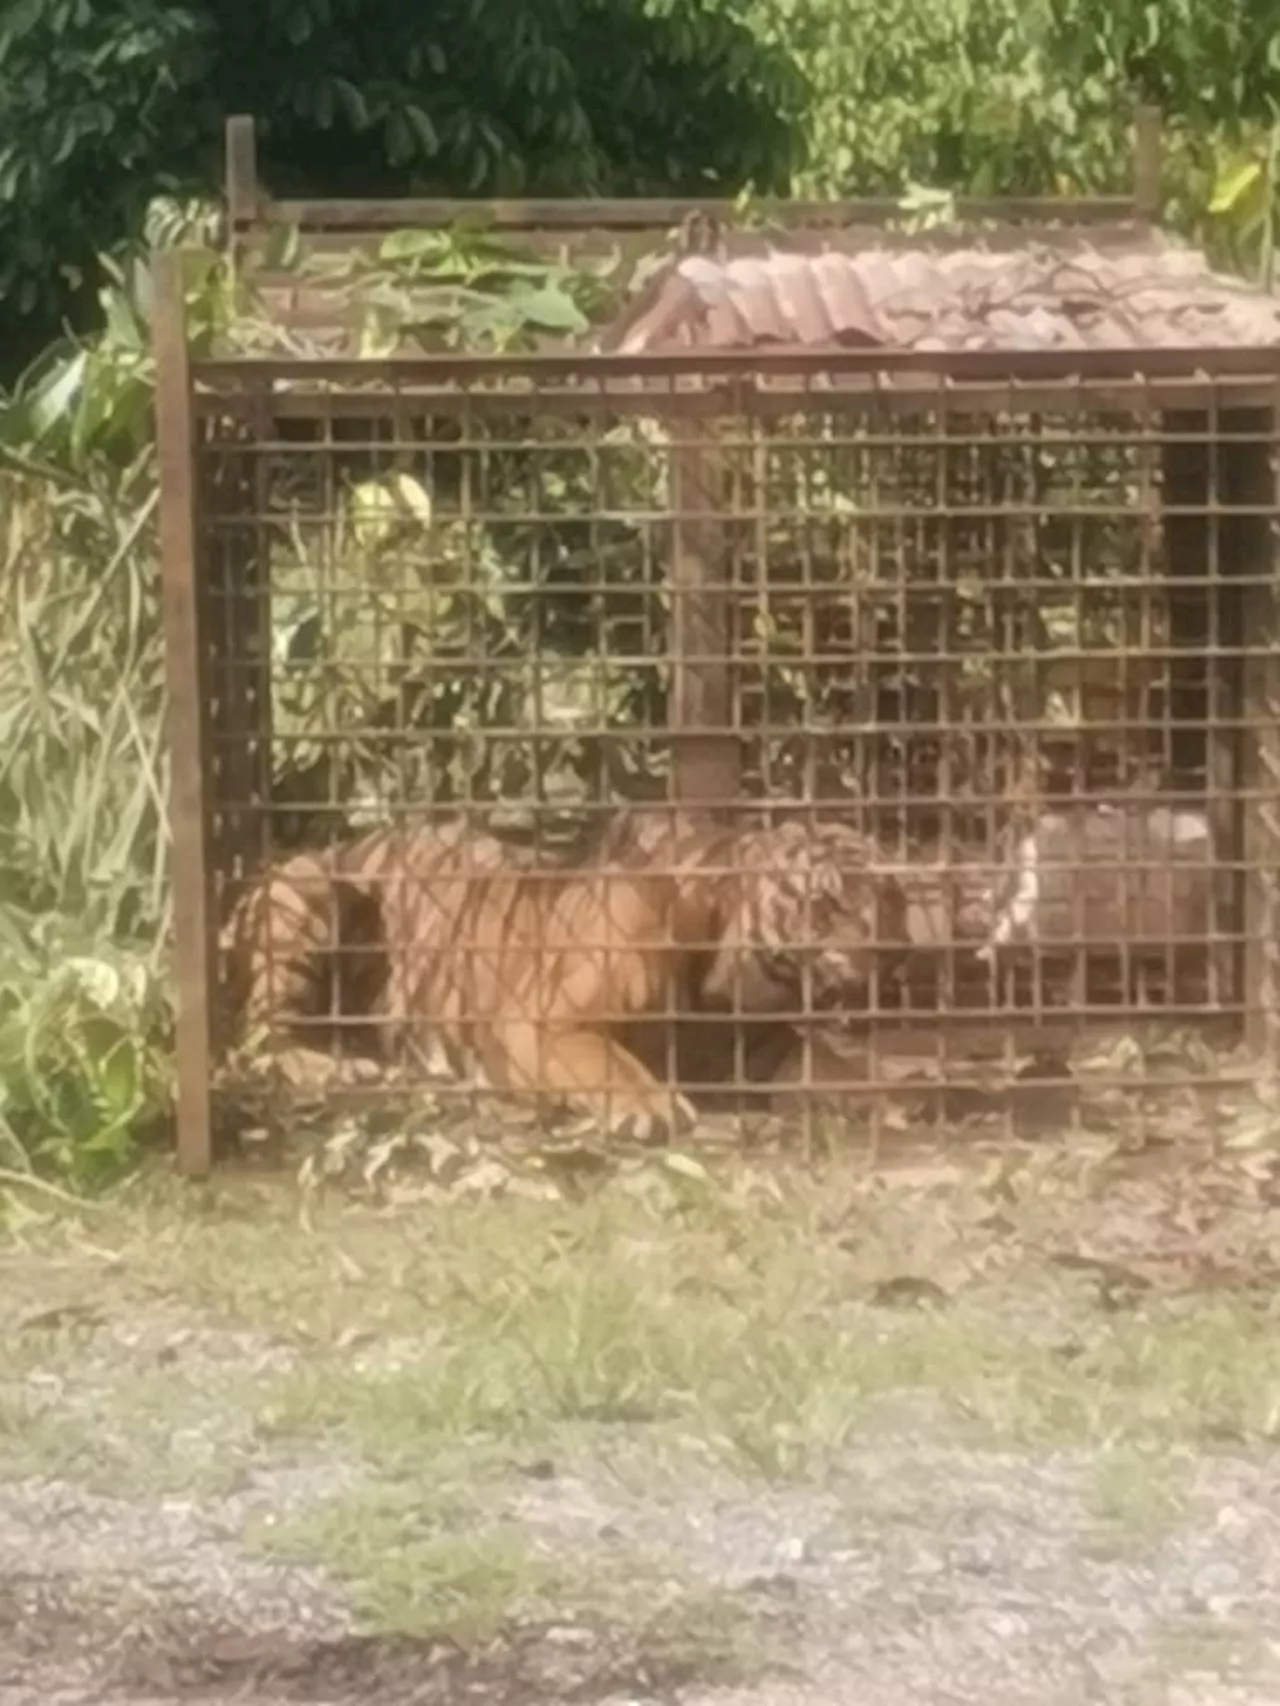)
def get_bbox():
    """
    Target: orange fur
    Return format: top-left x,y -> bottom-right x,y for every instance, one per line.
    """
221,813 -> 906,1139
